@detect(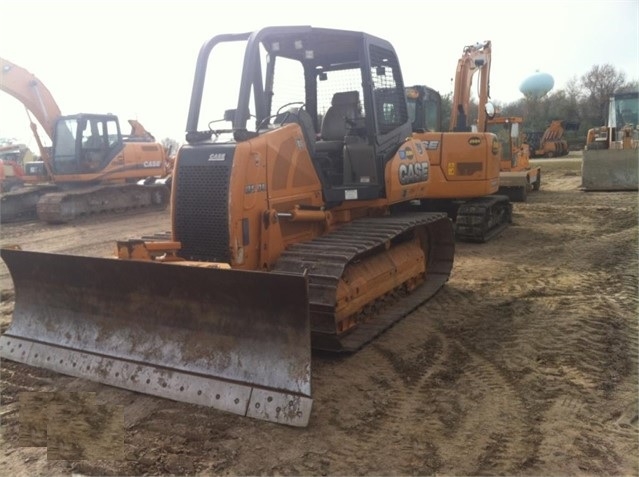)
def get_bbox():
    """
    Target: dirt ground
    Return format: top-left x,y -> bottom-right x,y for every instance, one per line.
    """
0,153 -> 637,477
